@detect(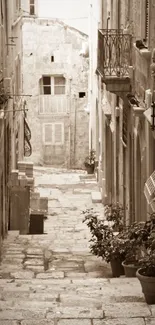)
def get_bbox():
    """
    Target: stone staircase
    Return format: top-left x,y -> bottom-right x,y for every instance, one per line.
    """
0,234 -> 153,324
